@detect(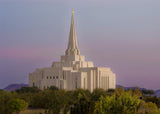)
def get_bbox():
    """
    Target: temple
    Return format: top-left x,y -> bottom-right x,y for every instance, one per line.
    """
29,10 -> 116,92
